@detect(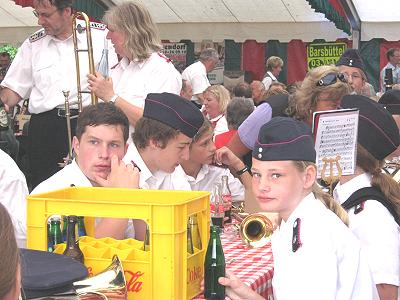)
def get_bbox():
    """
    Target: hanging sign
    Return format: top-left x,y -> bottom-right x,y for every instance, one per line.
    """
307,42 -> 347,70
